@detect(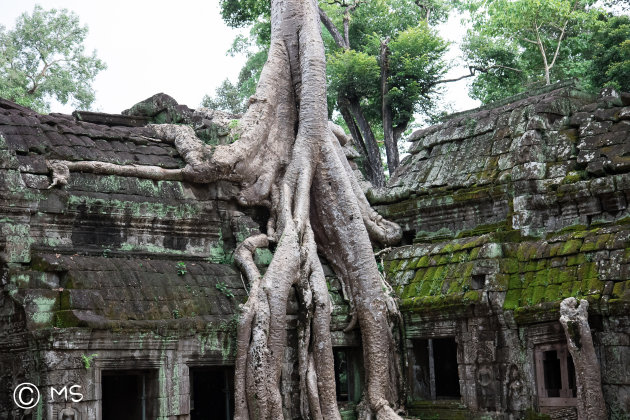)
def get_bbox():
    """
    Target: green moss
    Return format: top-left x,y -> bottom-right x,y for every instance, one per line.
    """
524,408 -> 552,419
561,171 -> 585,184
517,243 -> 538,261
558,239 -> 583,256
415,255 -> 430,268
500,258 -> 519,274
508,274 -> 524,289
455,221 -> 507,238
567,253 -> 587,266
469,247 -> 481,260
582,277 -> 604,295
612,280 -> 630,299
577,262 -> 598,281
543,285 -> 560,302
463,290 -> 482,302
534,270 -> 550,287
503,289 -> 521,309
